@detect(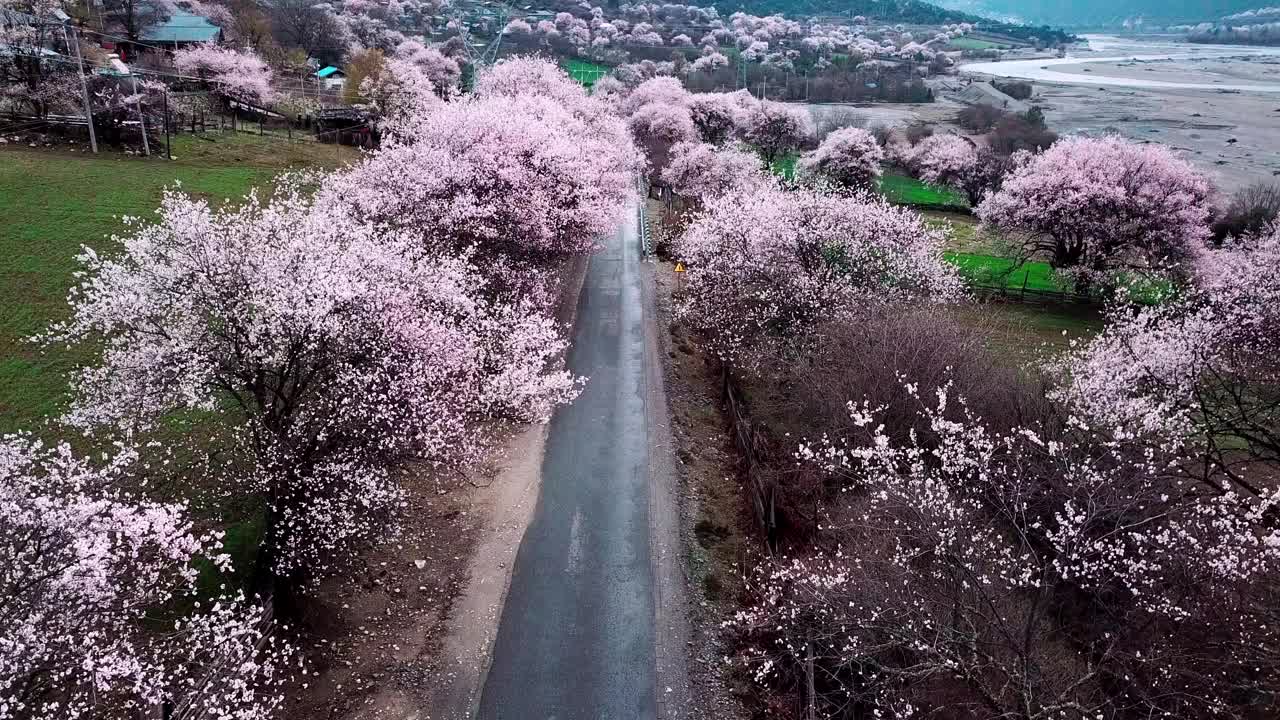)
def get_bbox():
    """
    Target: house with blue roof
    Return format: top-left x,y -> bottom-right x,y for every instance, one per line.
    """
315,65 -> 345,90
140,6 -> 222,48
